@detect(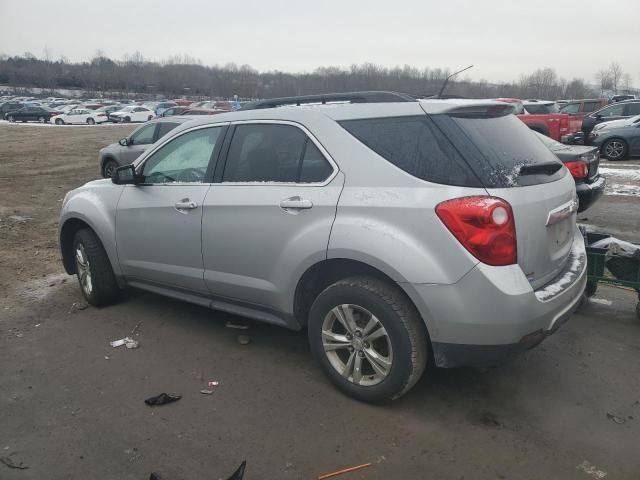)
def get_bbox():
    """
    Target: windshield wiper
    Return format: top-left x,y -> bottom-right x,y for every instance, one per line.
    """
519,162 -> 563,176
